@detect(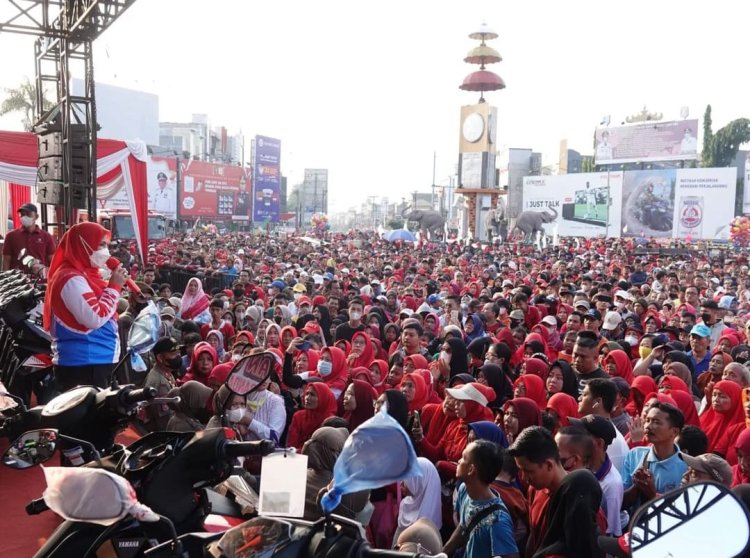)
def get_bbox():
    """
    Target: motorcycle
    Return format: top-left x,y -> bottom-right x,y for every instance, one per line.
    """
2,352 -> 279,558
